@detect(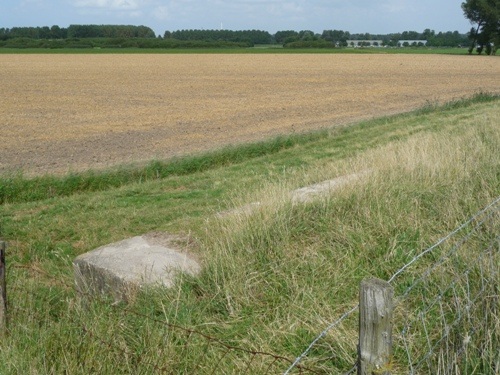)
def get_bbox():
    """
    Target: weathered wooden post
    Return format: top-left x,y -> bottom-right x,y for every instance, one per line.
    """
358,278 -> 393,375
0,241 -> 6,334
